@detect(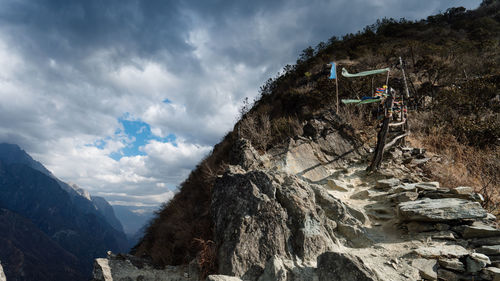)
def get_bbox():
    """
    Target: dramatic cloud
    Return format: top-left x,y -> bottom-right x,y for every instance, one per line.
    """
0,0 -> 481,209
